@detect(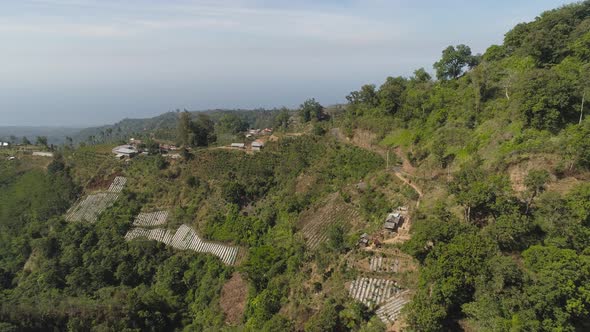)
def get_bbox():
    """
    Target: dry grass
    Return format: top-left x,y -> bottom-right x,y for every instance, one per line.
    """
299,193 -> 363,249
295,172 -> 316,194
